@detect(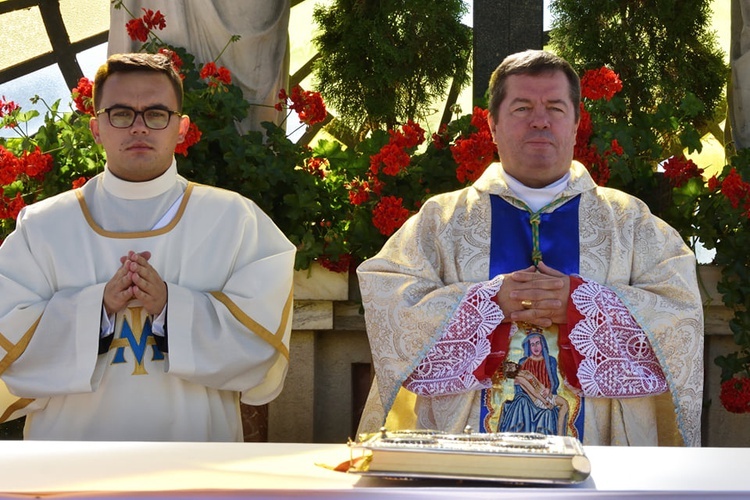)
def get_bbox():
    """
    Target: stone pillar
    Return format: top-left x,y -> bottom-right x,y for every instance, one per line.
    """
472,0 -> 544,106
